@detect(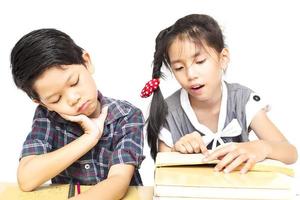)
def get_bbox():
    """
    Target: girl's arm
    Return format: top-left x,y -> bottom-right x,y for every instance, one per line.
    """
158,140 -> 172,151
250,109 -> 298,164
158,132 -> 208,154
203,110 -> 297,173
